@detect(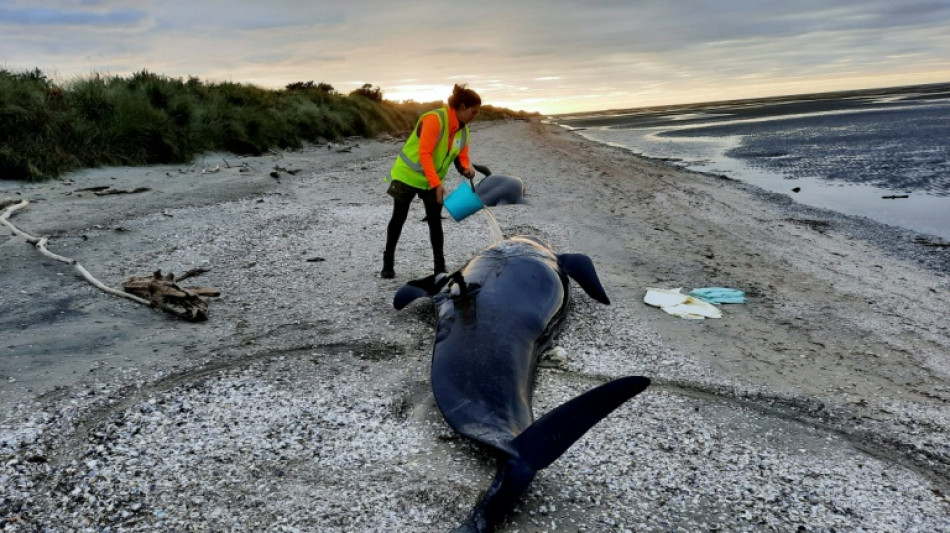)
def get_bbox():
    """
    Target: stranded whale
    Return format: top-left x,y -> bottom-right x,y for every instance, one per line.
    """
394,235 -> 650,533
